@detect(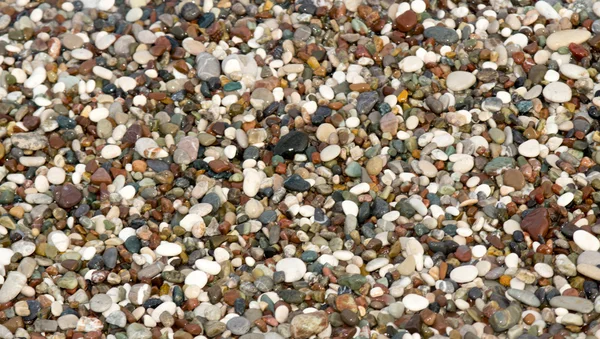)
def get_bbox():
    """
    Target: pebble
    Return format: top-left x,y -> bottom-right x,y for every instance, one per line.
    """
446,71 -> 476,91
549,296 -> 594,313
1,0 -> 600,338
573,230 -> 600,251
542,82 -> 572,103
402,294 -> 429,312
449,265 -> 478,283
275,258 -> 307,282
518,139 -> 540,157
546,29 -> 592,50
155,242 -> 182,256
